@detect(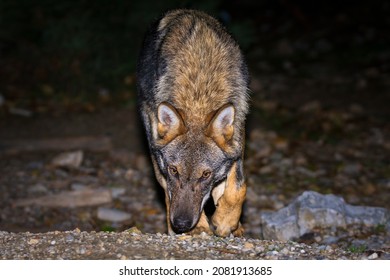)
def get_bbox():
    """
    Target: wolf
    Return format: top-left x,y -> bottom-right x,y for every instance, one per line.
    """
136,9 -> 249,237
